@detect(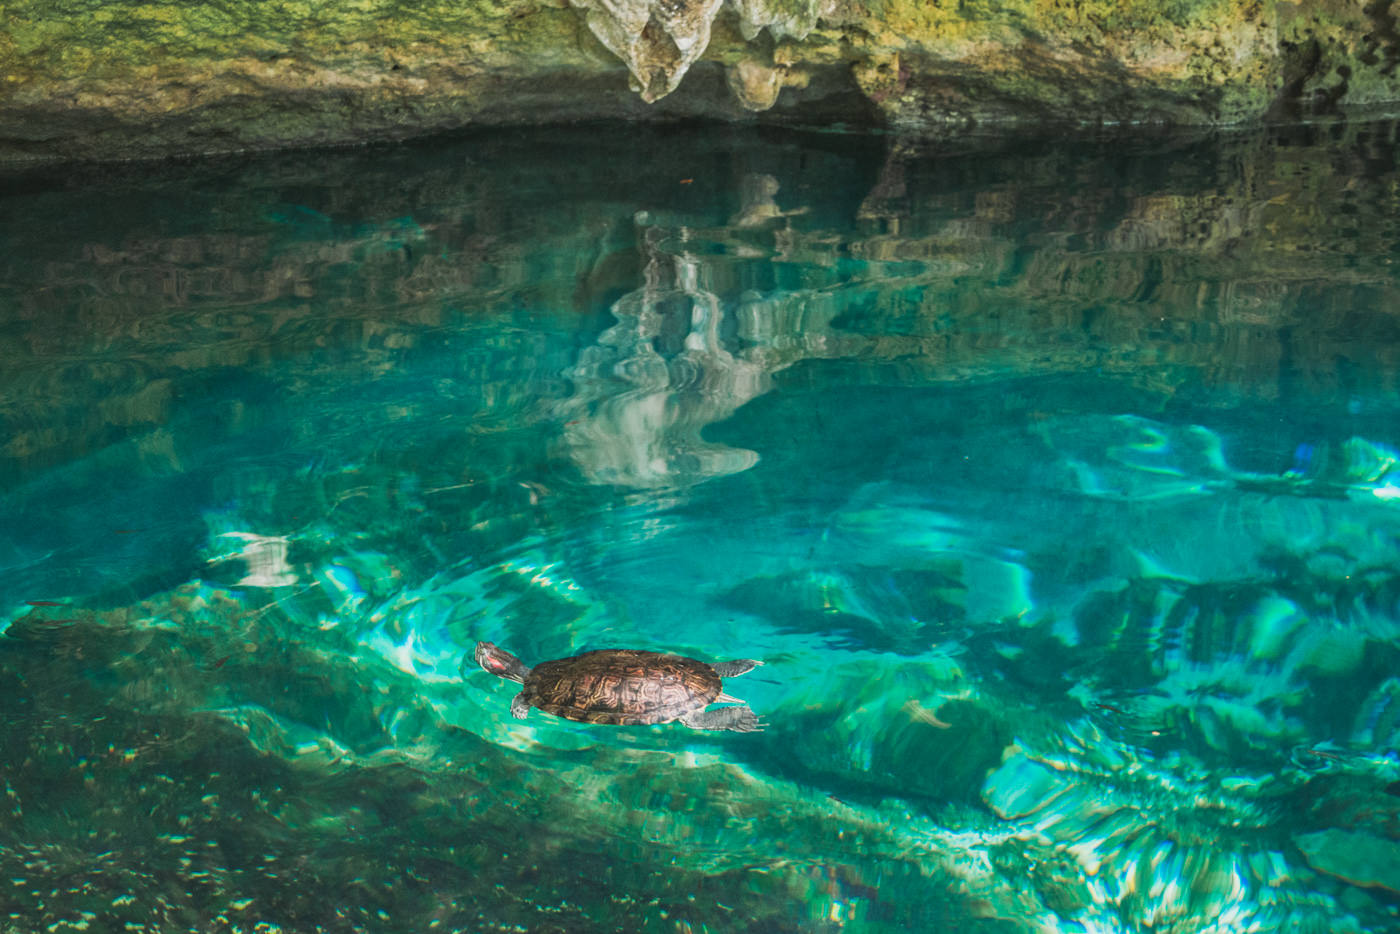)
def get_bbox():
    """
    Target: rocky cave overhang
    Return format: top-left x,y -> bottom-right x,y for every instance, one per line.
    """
2,0 -> 1399,161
